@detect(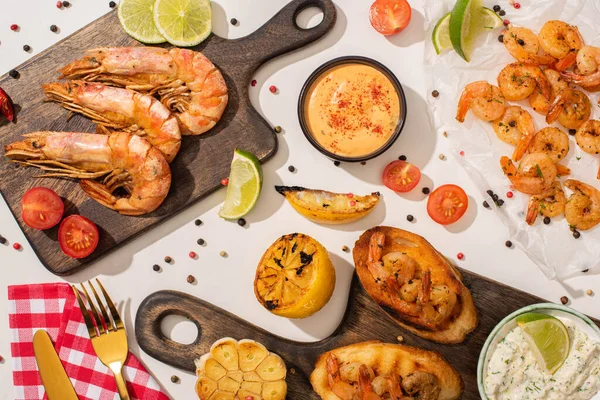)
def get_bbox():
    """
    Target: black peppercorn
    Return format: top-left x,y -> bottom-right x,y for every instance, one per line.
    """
360,161 -> 366,165
230,18 -> 238,25
422,187 -> 430,195
560,296 -> 569,305
505,240 -> 512,248
483,201 -> 490,209
499,9 -> 506,16
573,230 -> 581,239
194,219 -> 202,226
197,238 -> 205,245
164,256 -> 173,263
8,69 -> 19,79
493,4 -> 501,11
492,194 -> 499,202
0,236 -> 6,245
497,199 -> 505,206
543,216 -> 551,225
237,218 -> 246,226
569,129 -> 576,135
431,90 -> 439,98
109,1 -> 116,7
399,155 -> 407,161
288,165 -> 295,172
407,215 -> 414,222
486,189 -> 494,196
498,34 -> 504,43
171,375 -> 180,383
50,25 -> 58,32
23,45 -> 31,52
333,161 -> 340,166
517,38 -> 525,46
582,269 -> 590,273
152,264 -> 160,272
62,0 -> 70,6
187,275 -> 195,284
